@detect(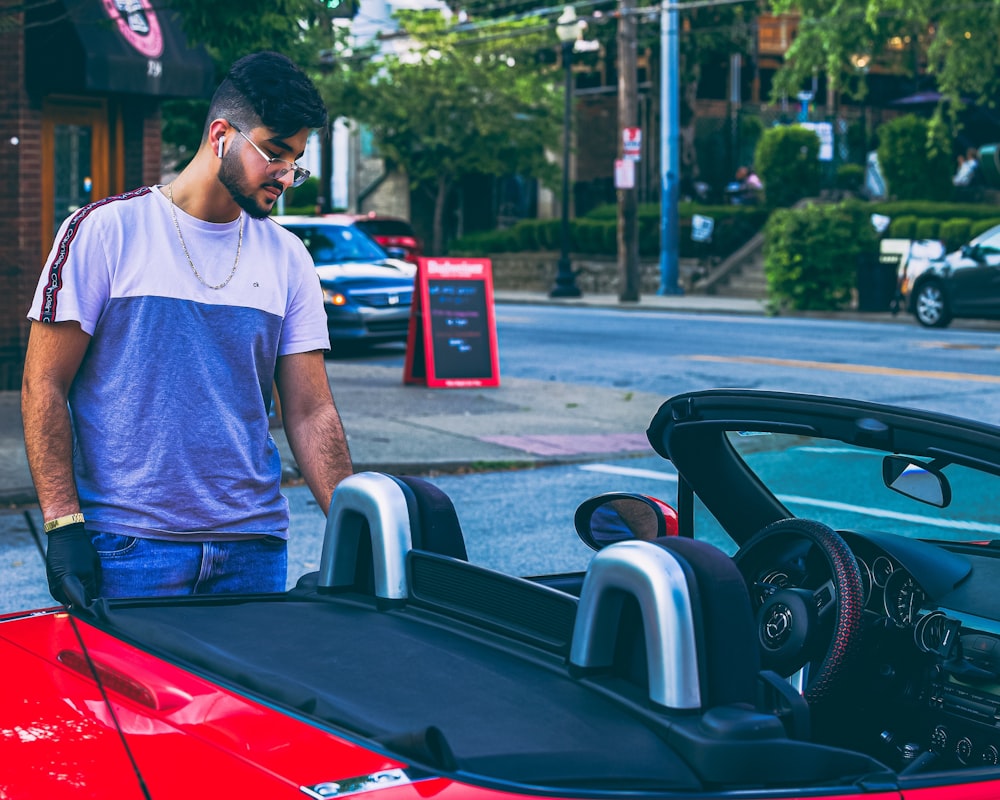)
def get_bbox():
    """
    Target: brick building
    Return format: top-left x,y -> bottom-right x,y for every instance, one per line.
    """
0,0 -> 213,389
